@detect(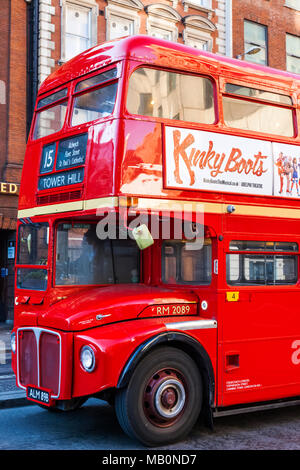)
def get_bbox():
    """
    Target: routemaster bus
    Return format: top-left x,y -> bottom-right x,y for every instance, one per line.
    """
11,35 -> 300,446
